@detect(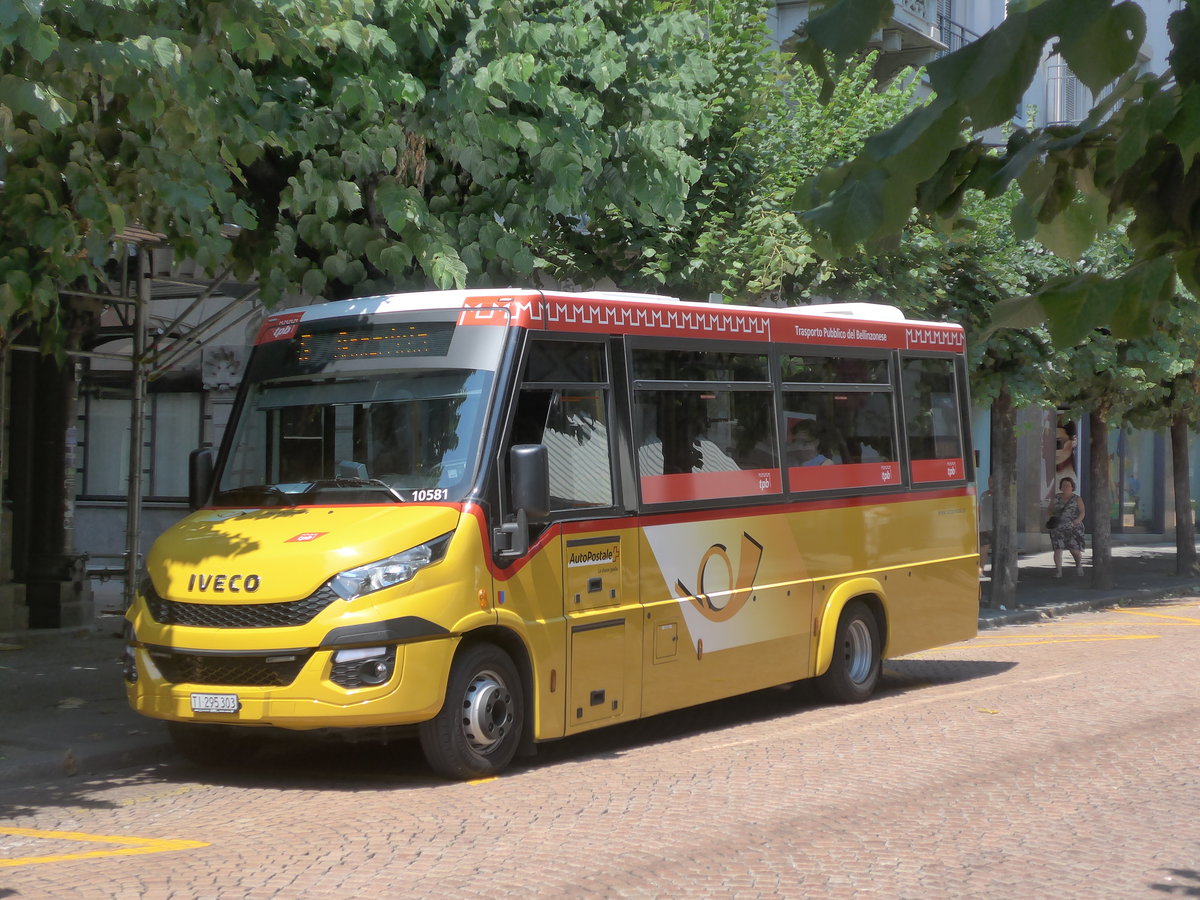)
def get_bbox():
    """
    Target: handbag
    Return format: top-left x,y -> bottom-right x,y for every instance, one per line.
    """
1045,515 -> 1060,530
